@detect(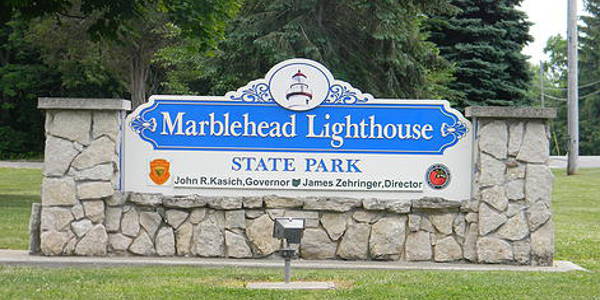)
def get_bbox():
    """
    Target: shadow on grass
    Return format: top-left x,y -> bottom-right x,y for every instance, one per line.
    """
0,194 -> 39,208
